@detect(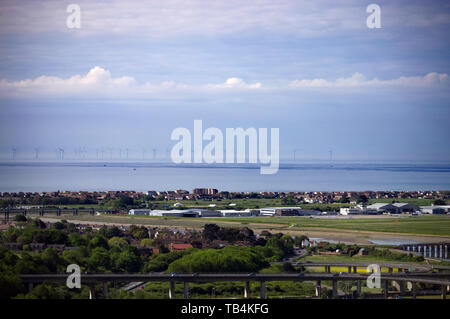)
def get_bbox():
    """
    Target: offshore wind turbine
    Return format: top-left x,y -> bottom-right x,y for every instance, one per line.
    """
152,148 -> 157,159
34,148 -> 39,160
57,147 -> 64,160
11,147 -> 17,160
